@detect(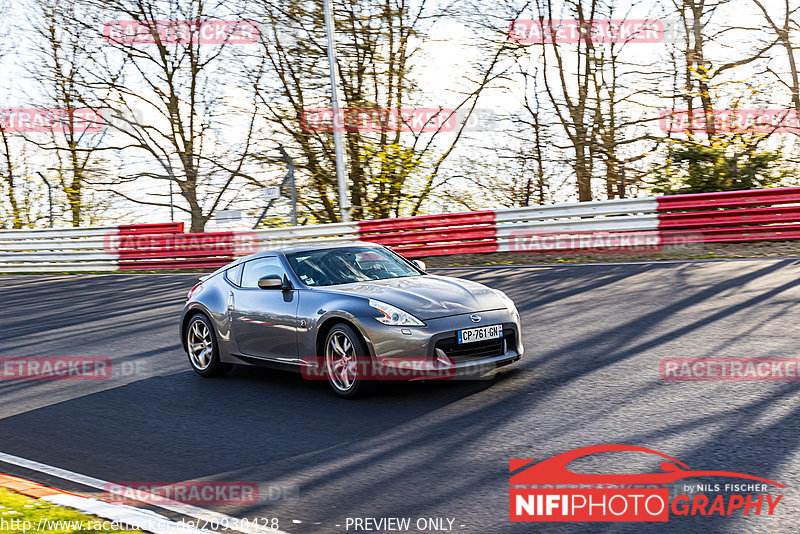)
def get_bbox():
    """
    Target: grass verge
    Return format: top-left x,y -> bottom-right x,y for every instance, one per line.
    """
0,488 -> 141,534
